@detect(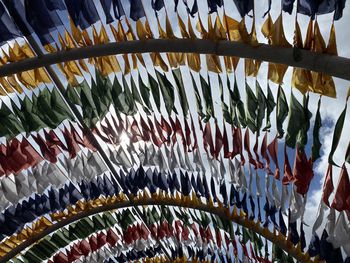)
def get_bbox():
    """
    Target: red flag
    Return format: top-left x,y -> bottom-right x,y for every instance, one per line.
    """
322,164 -> 334,207
214,121 -> 223,160
244,129 -> 258,169
203,121 -> 215,157
223,124 -> 230,158
79,239 -> 91,257
53,252 -> 69,263
6,138 -> 26,174
106,228 -> 119,246
96,231 -> 107,247
215,228 -> 222,248
232,127 -> 244,164
78,125 -> 97,151
253,133 -> 264,169
331,164 -> 350,213
102,118 -> 119,144
267,136 -> 280,179
21,138 -> 43,169
88,235 -> 98,251
138,223 -> 150,240
184,117 -> 192,151
140,116 -> 151,141
232,236 -> 238,257
32,134 -> 58,163
0,144 -> 6,176
282,144 -> 293,185
240,241 -> 251,259
190,114 -> 198,150
43,129 -> 63,156
62,127 -> 80,158
261,132 -> 272,175
153,115 -> 167,144
100,122 -> 113,143
160,115 -> 172,140
130,118 -> 143,143
67,244 -> 82,262
292,146 -> 314,195
147,117 -> 163,147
